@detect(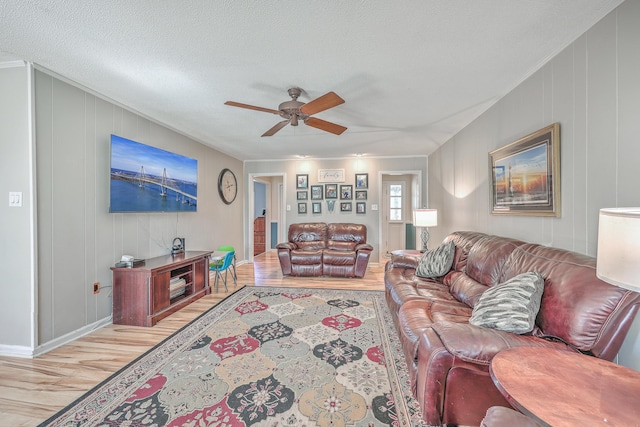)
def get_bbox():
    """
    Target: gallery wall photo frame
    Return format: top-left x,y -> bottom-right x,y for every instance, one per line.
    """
340,202 -> 352,212
340,184 -> 353,200
298,202 -> 307,214
355,190 -> 367,200
297,190 -> 308,200
489,122 -> 560,217
355,173 -> 368,189
356,202 -> 366,214
312,202 -> 322,214
325,183 -> 338,199
311,185 -> 324,200
318,168 -> 345,183
296,174 -> 308,189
